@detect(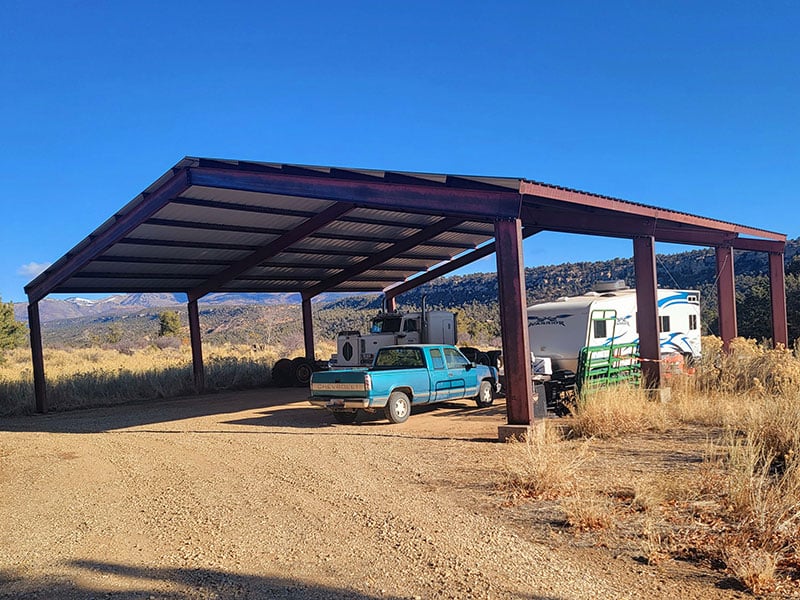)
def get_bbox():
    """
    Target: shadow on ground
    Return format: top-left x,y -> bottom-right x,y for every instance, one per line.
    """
0,387 -> 310,434
0,561 -> 561,600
